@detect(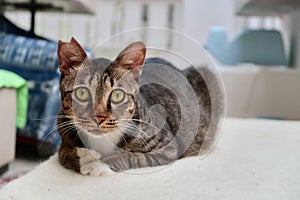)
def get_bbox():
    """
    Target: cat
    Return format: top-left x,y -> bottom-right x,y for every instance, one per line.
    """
57,37 -> 224,176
